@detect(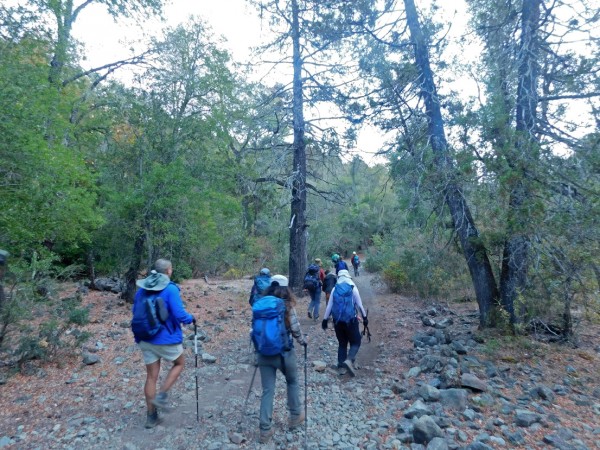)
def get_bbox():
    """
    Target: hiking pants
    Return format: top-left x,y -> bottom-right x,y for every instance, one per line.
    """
257,349 -> 302,431
333,319 -> 362,366
308,288 -> 321,319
